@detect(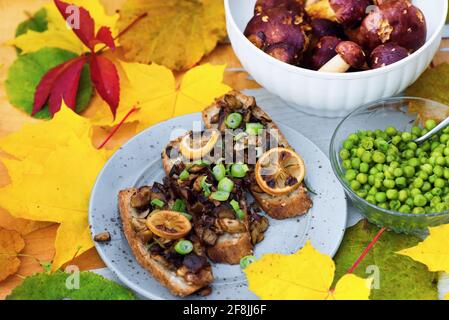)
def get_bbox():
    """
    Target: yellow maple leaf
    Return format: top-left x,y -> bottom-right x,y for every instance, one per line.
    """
8,0 -> 118,54
0,228 -> 25,281
0,105 -> 110,270
446,293 -> 449,300
90,62 -> 231,133
398,224 -> 449,273
244,242 -> 372,300
117,0 -> 226,70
